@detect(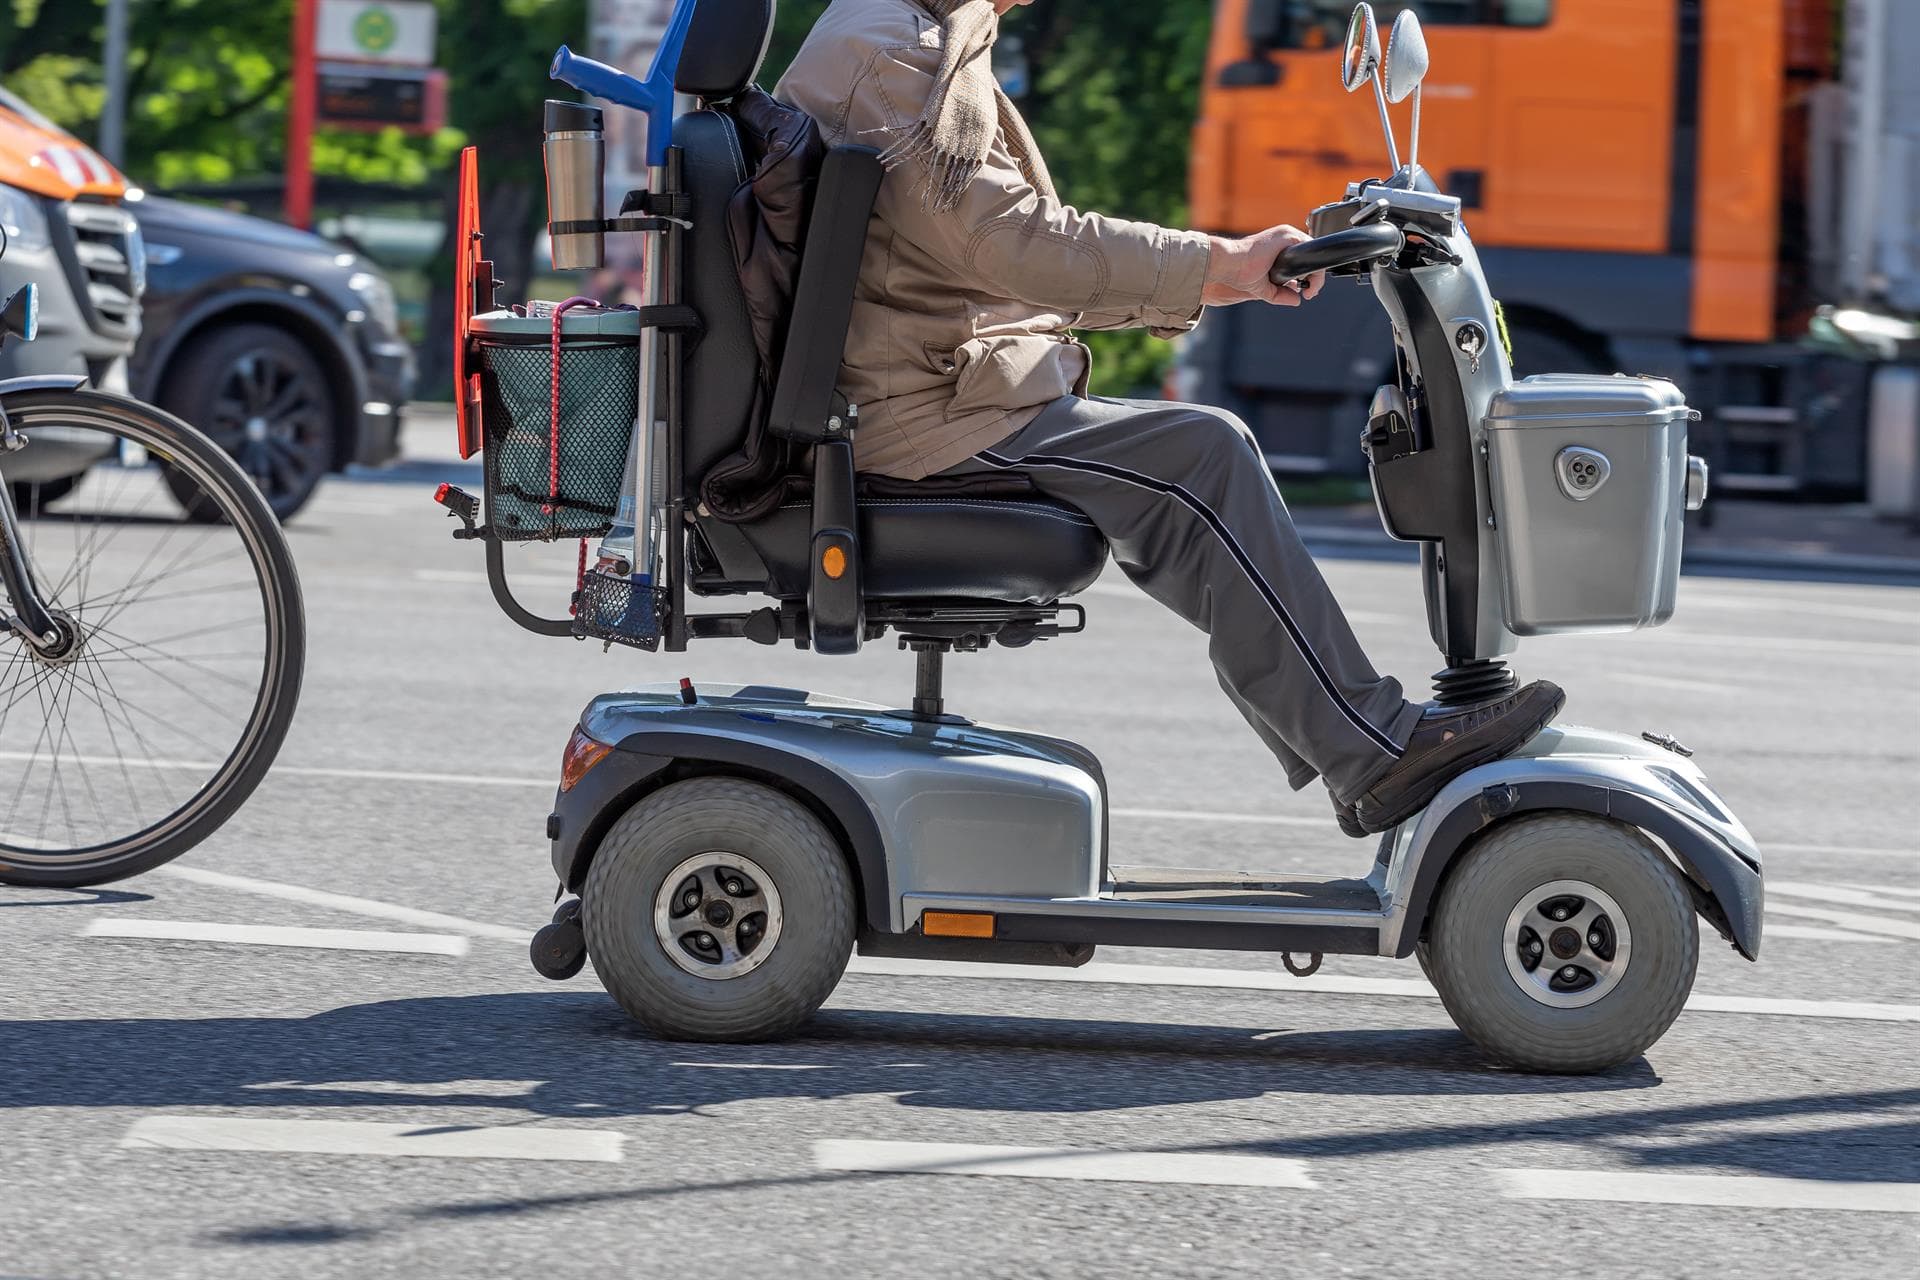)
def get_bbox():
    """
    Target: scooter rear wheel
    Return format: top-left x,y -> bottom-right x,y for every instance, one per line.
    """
1424,813 -> 1697,1073
581,776 -> 856,1042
